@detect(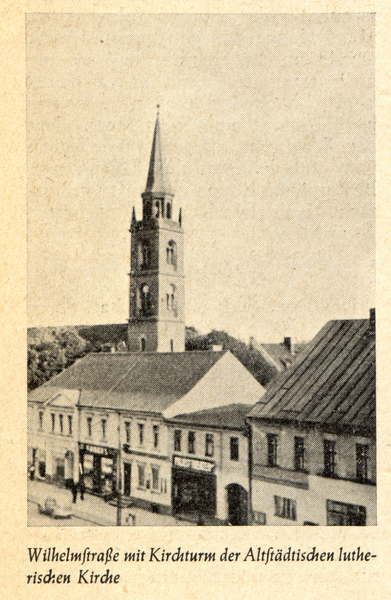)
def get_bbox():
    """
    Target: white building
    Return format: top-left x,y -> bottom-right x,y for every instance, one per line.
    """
248,312 -> 376,526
